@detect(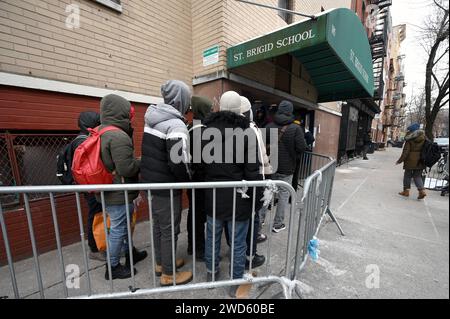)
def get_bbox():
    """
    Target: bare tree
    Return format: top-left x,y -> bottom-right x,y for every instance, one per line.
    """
406,89 -> 427,127
433,108 -> 449,137
422,0 -> 449,139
